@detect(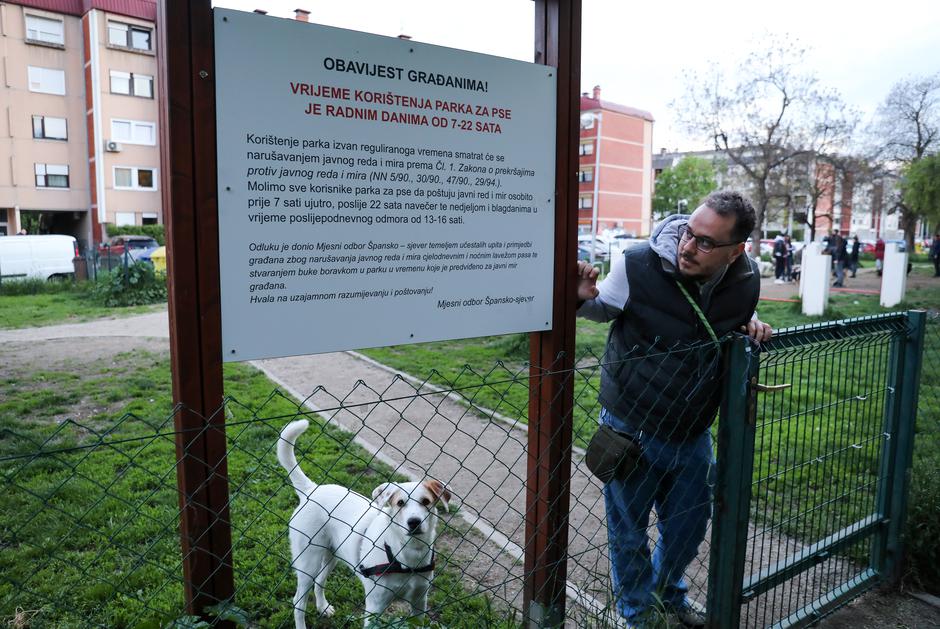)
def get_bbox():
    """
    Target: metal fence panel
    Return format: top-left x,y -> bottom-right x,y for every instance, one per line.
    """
733,313 -> 924,628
